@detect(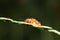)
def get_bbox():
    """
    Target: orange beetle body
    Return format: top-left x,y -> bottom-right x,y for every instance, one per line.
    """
25,18 -> 41,27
